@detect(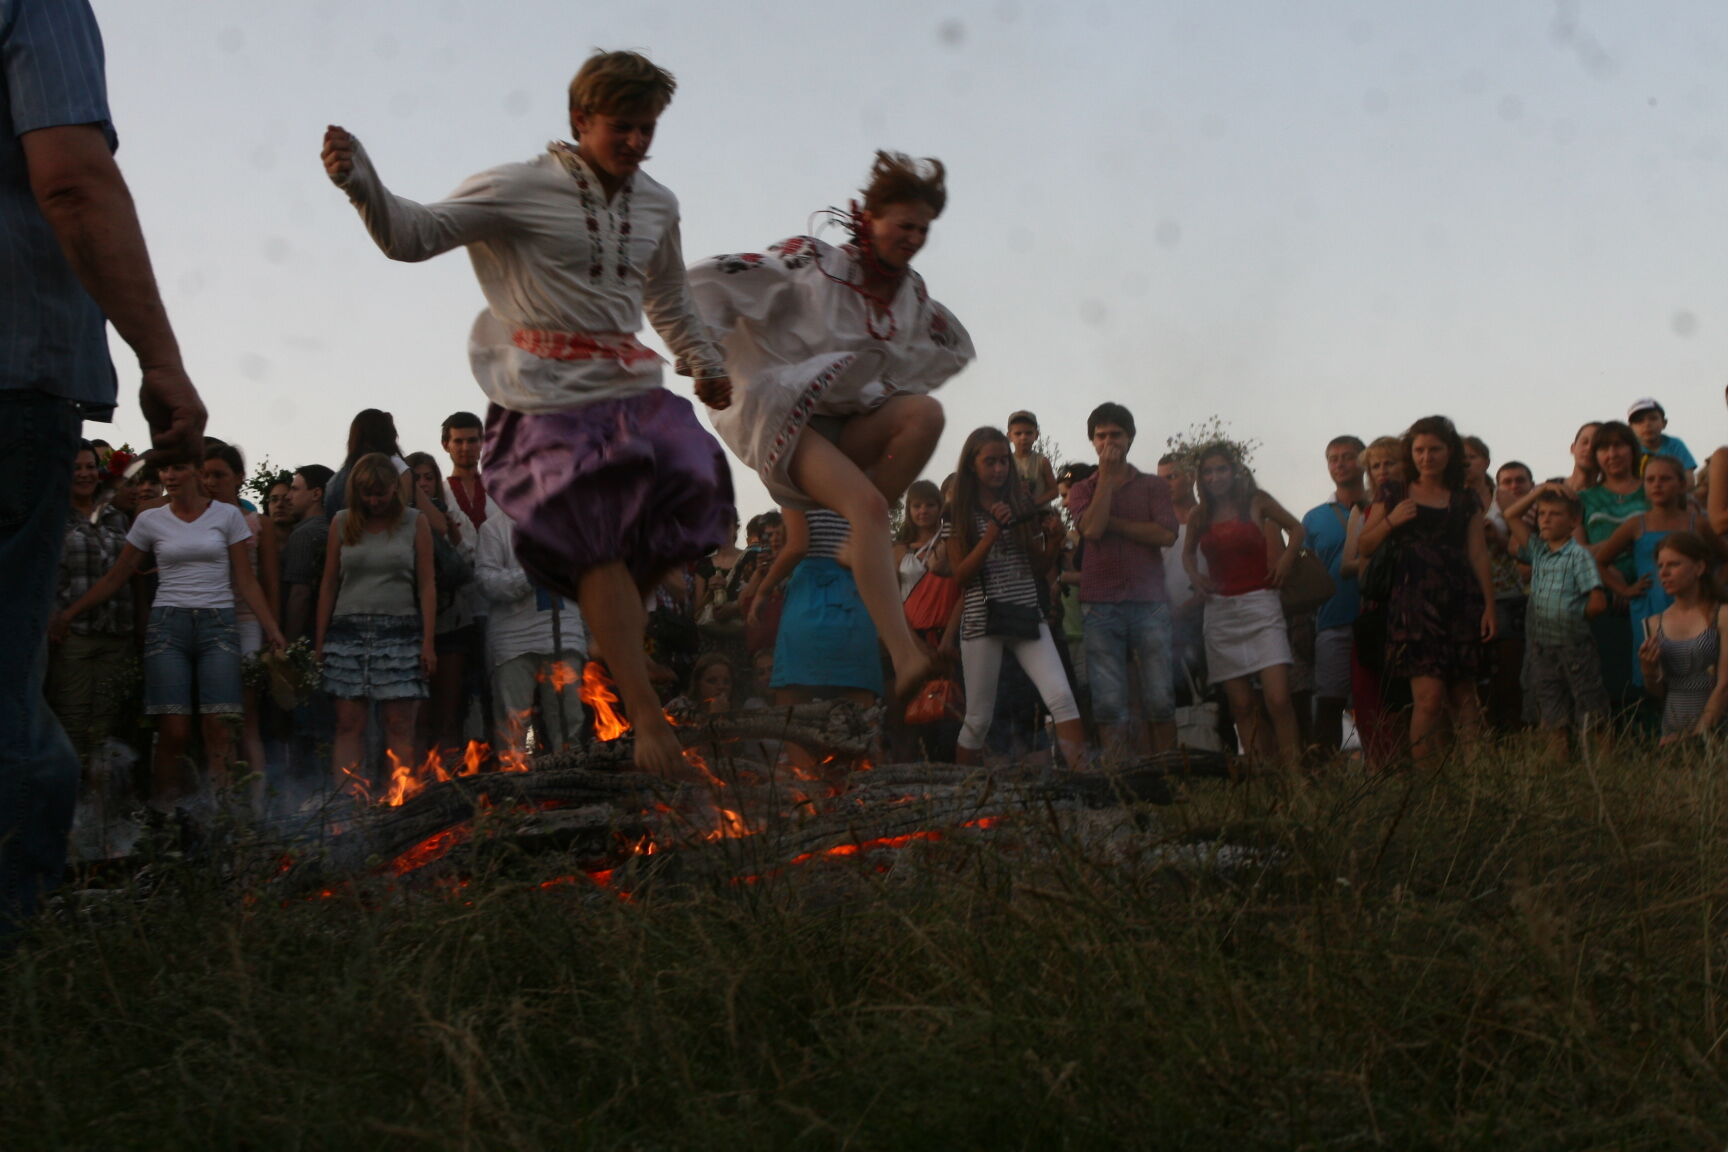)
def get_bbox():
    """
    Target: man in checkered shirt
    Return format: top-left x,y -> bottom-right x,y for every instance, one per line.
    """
1065,402 -> 1181,760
